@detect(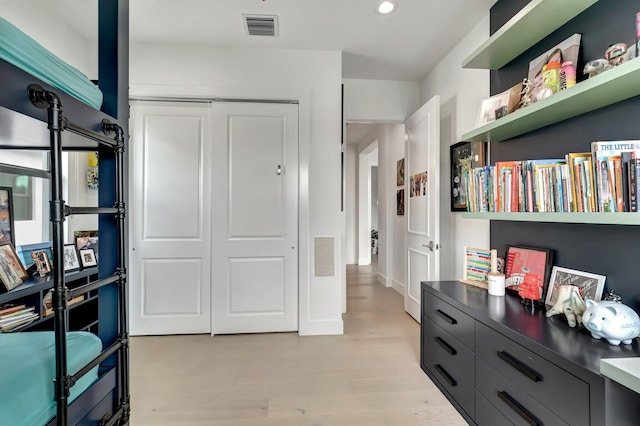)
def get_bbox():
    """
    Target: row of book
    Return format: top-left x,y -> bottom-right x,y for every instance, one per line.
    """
0,303 -> 38,332
463,140 -> 640,213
